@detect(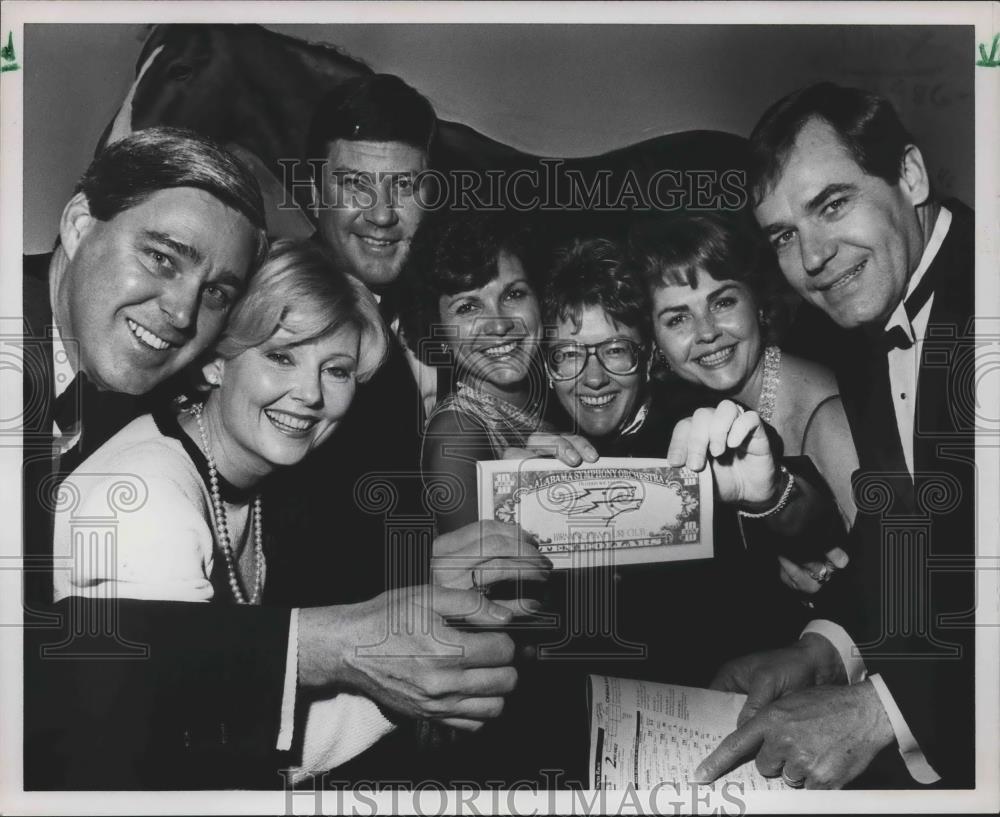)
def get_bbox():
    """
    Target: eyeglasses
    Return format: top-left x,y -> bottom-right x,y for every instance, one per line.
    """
545,338 -> 643,381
